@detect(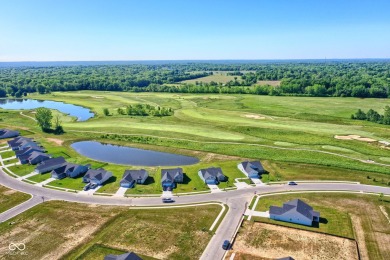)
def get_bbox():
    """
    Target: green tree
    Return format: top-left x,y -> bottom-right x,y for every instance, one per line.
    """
35,107 -> 53,131
383,106 -> 390,125
103,108 -> 110,116
53,115 -> 64,134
